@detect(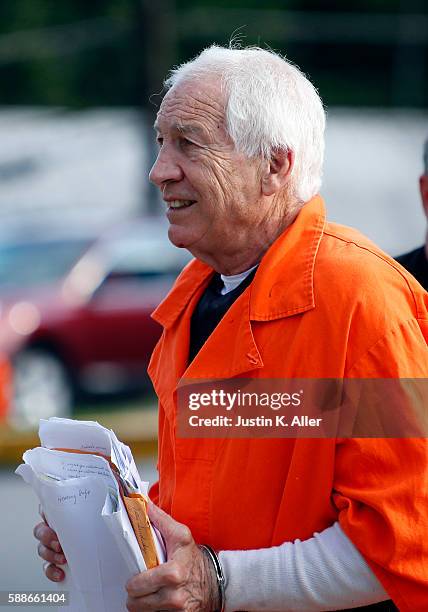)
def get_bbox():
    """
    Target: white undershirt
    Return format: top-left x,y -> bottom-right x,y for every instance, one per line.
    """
220,265 -> 259,295
219,521 -> 388,611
